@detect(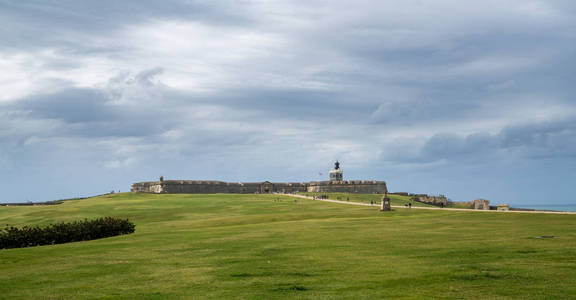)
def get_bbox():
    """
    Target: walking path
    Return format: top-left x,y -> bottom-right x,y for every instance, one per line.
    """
284,194 -> 576,215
